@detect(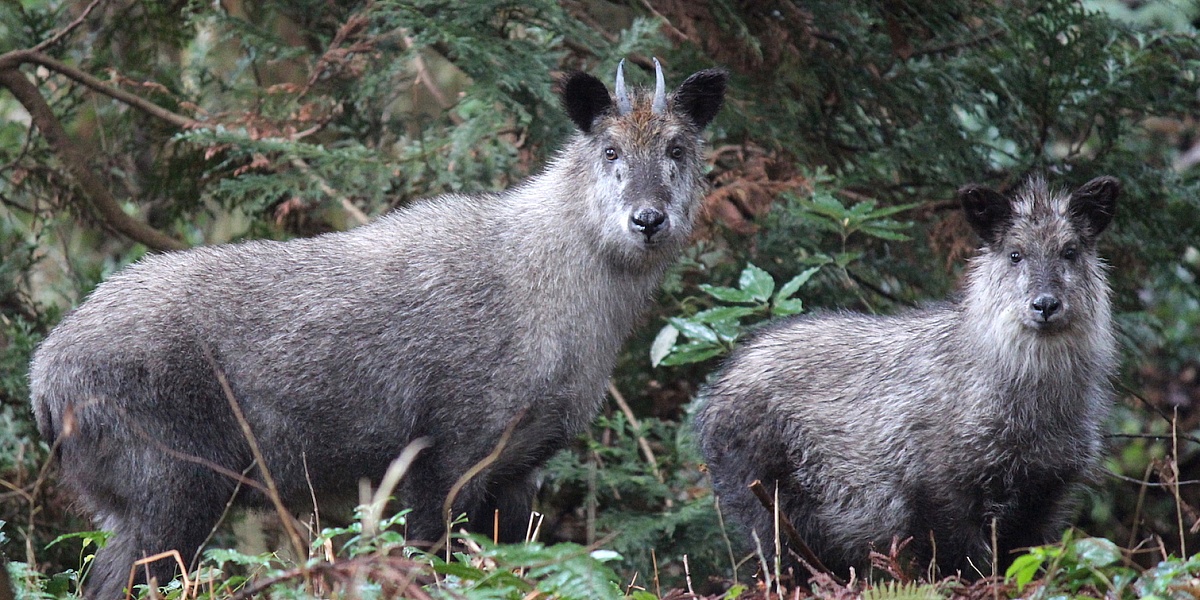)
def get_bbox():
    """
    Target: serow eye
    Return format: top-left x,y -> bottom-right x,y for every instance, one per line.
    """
1062,247 -> 1078,261
668,146 -> 684,159
604,147 -> 618,161
1009,251 -> 1023,264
